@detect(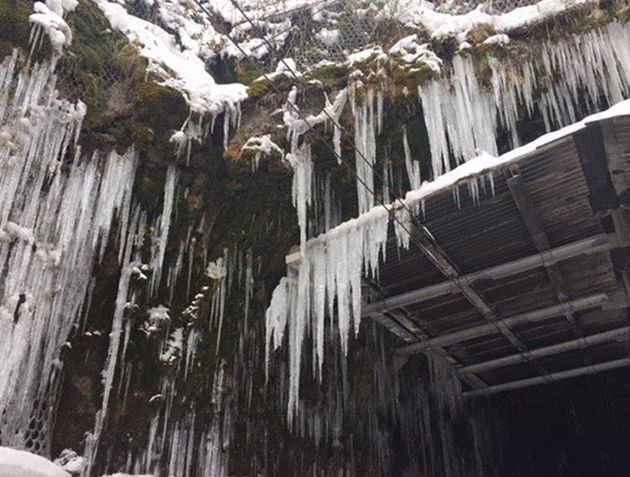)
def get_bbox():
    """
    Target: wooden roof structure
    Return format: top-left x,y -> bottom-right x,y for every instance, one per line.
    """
365,113 -> 630,396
